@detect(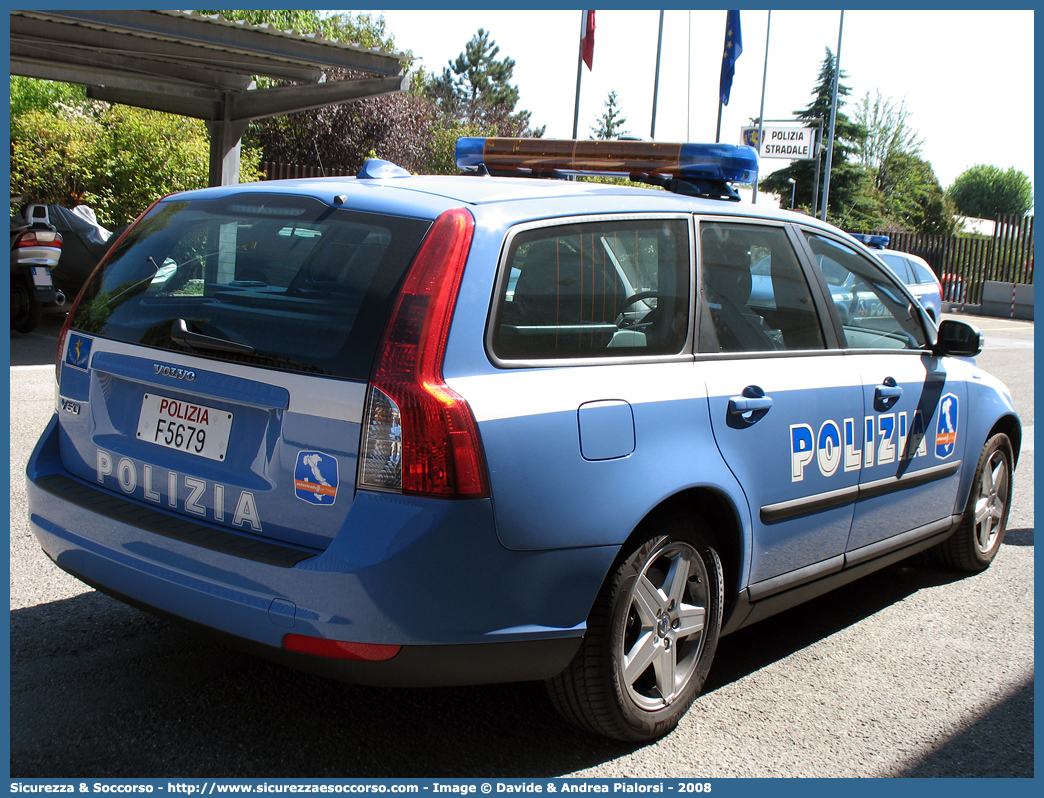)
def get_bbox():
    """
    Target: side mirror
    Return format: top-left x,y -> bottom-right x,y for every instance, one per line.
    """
934,319 -> 983,357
